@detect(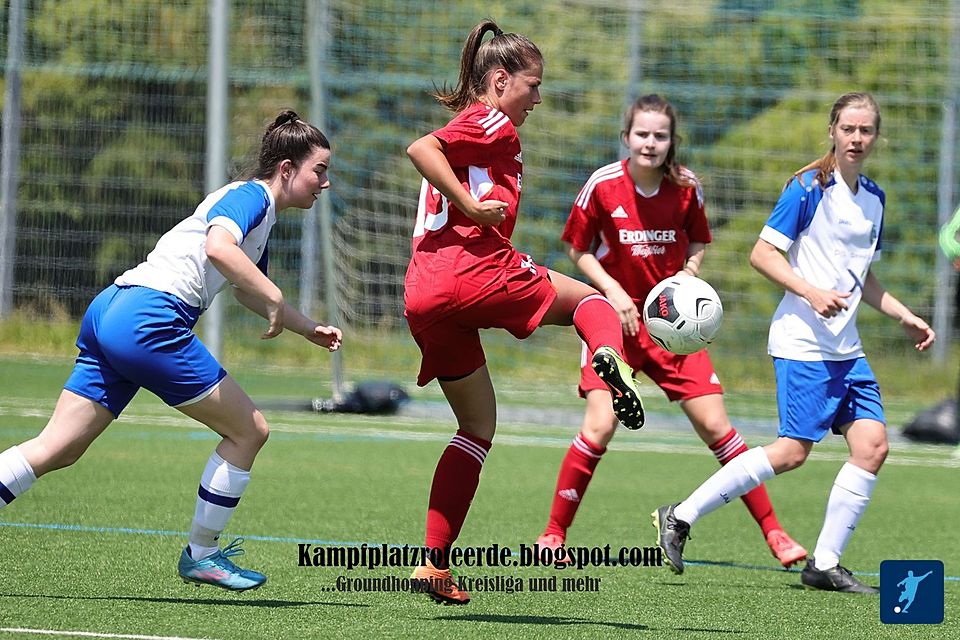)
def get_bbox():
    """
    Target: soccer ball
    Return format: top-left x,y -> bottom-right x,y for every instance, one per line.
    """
642,274 -> 723,355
